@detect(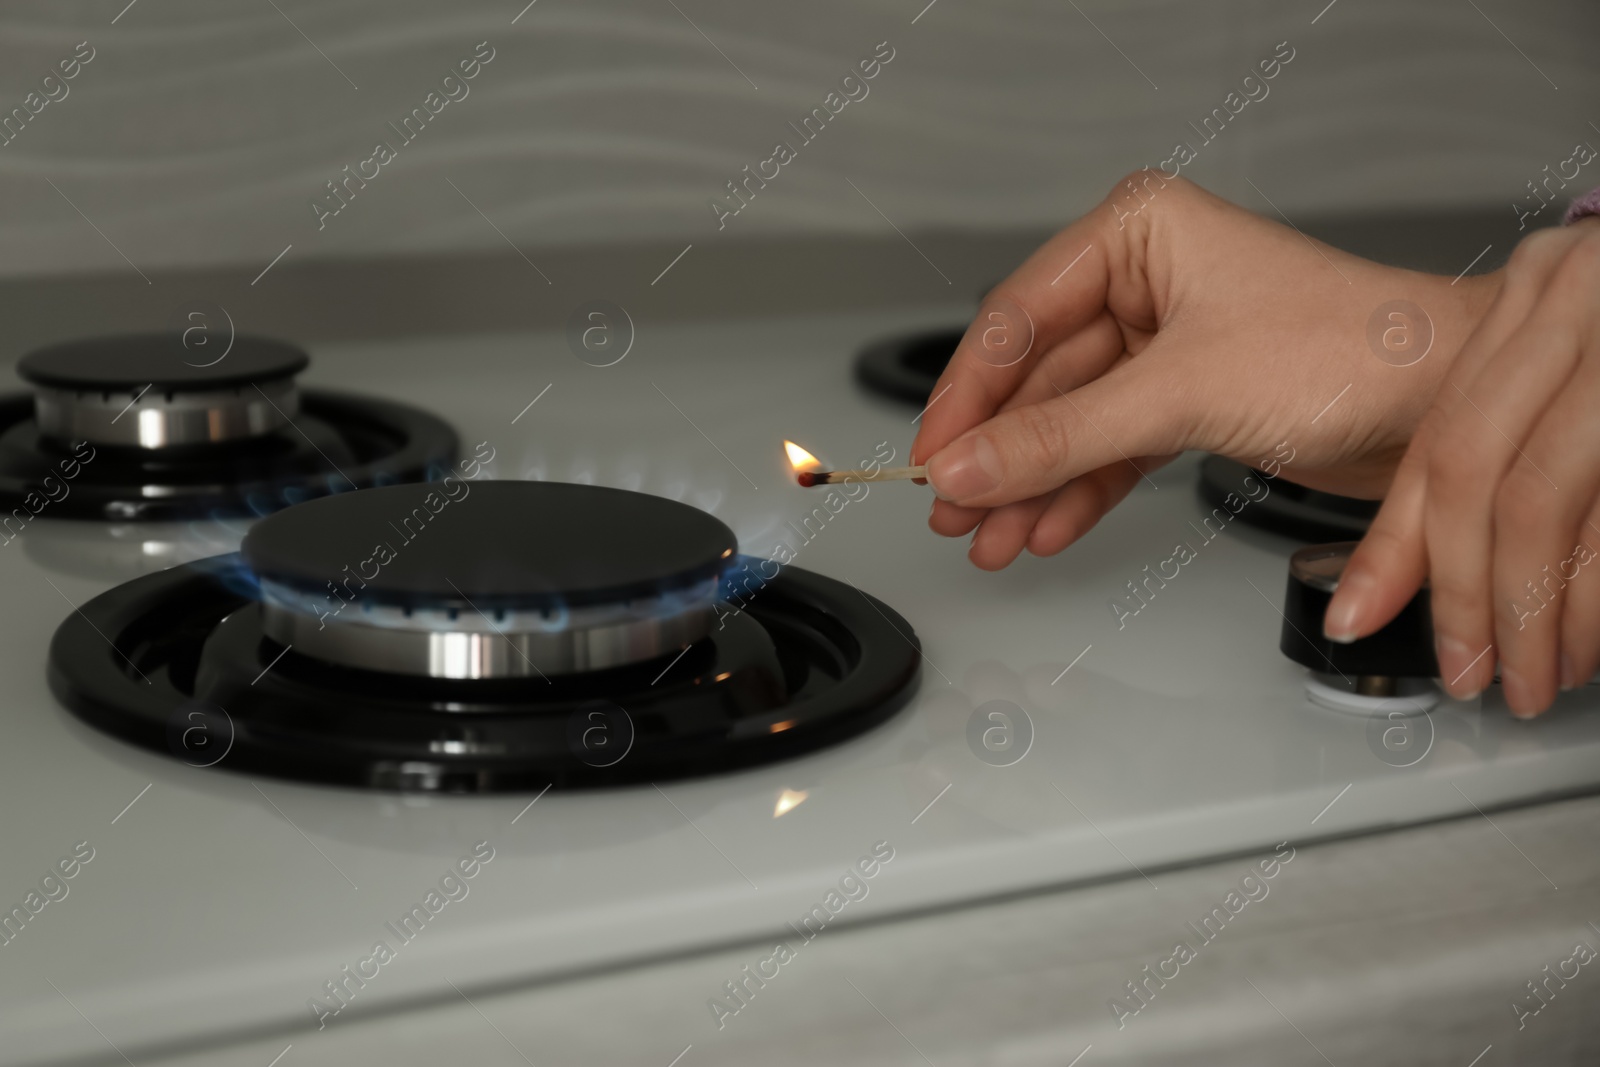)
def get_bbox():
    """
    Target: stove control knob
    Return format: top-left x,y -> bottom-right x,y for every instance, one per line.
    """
1279,542 -> 1439,680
